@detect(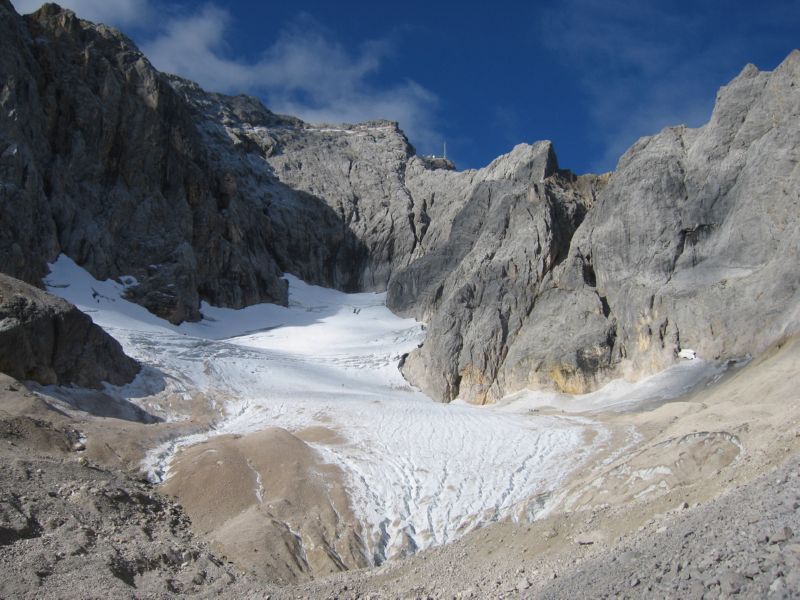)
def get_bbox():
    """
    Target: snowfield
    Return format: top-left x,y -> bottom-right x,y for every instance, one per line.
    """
43,255 -> 722,562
